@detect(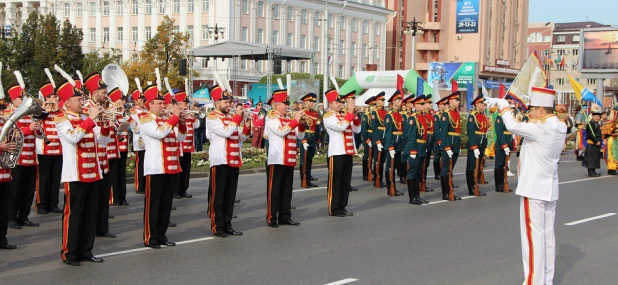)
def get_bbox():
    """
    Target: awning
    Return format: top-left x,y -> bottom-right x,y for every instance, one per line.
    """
192,40 -> 313,60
